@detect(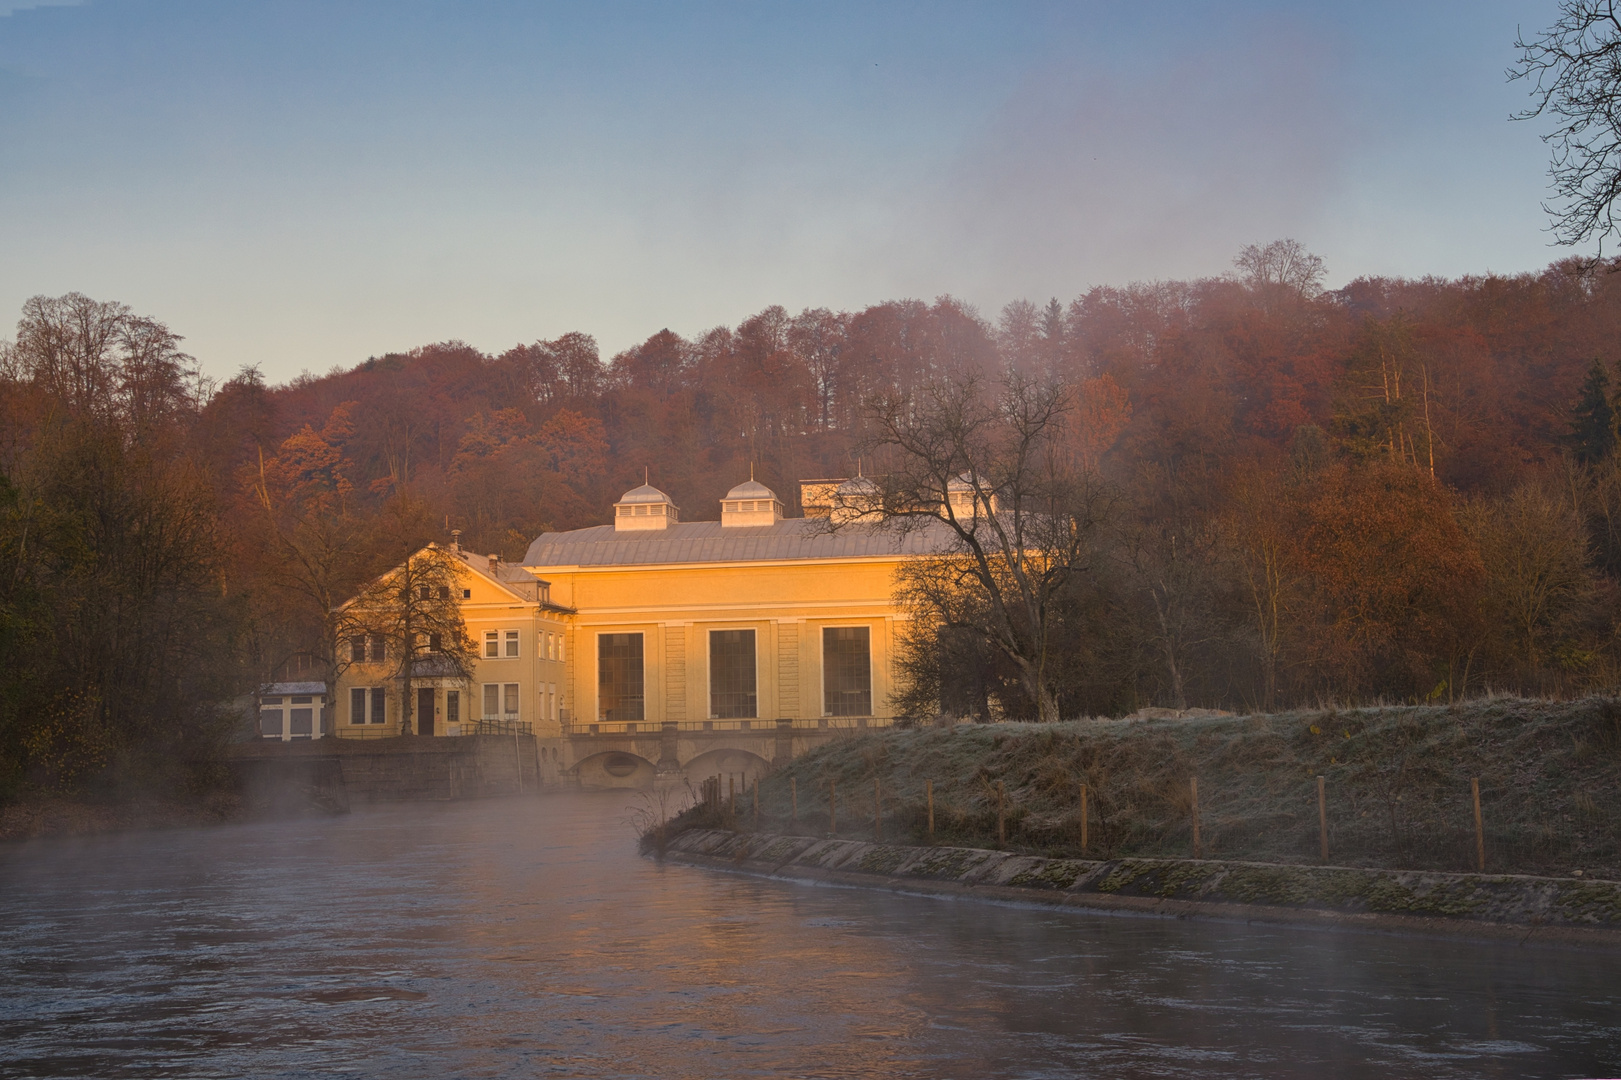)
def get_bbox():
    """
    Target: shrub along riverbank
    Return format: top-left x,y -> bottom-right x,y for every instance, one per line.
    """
655,697 -> 1621,878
